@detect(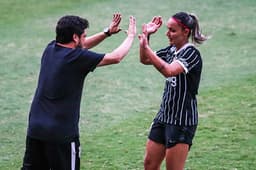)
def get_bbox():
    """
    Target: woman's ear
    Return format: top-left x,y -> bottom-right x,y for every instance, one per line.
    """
183,28 -> 190,37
